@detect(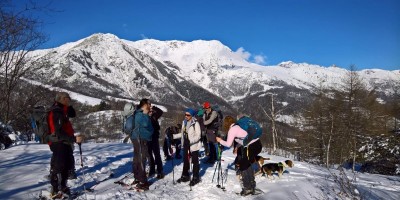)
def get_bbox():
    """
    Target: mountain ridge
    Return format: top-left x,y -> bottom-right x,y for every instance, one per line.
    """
25,33 -> 399,113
